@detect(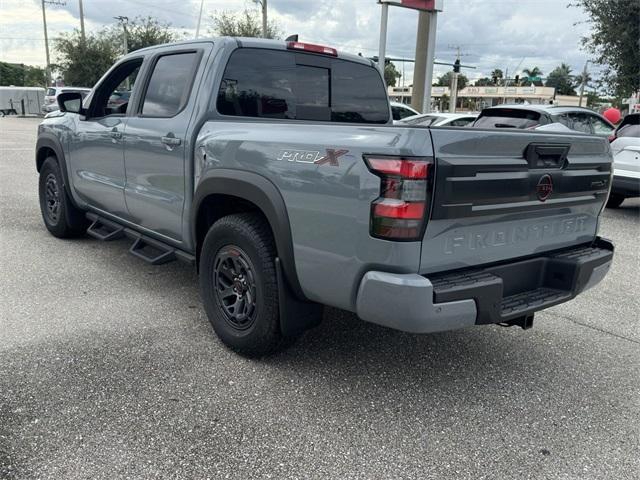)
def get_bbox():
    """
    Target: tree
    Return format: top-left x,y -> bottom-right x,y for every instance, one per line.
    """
209,9 -> 280,39
104,16 -> 180,53
0,62 -> 46,87
474,77 -> 494,86
545,63 -> 577,95
437,72 -> 468,90
54,31 -> 118,87
54,16 -> 180,87
570,0 -> 640,97
384,61 -> 401,87
522,66 -> 544,86
490,69 -> 503,82
523,66 -> 543,78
